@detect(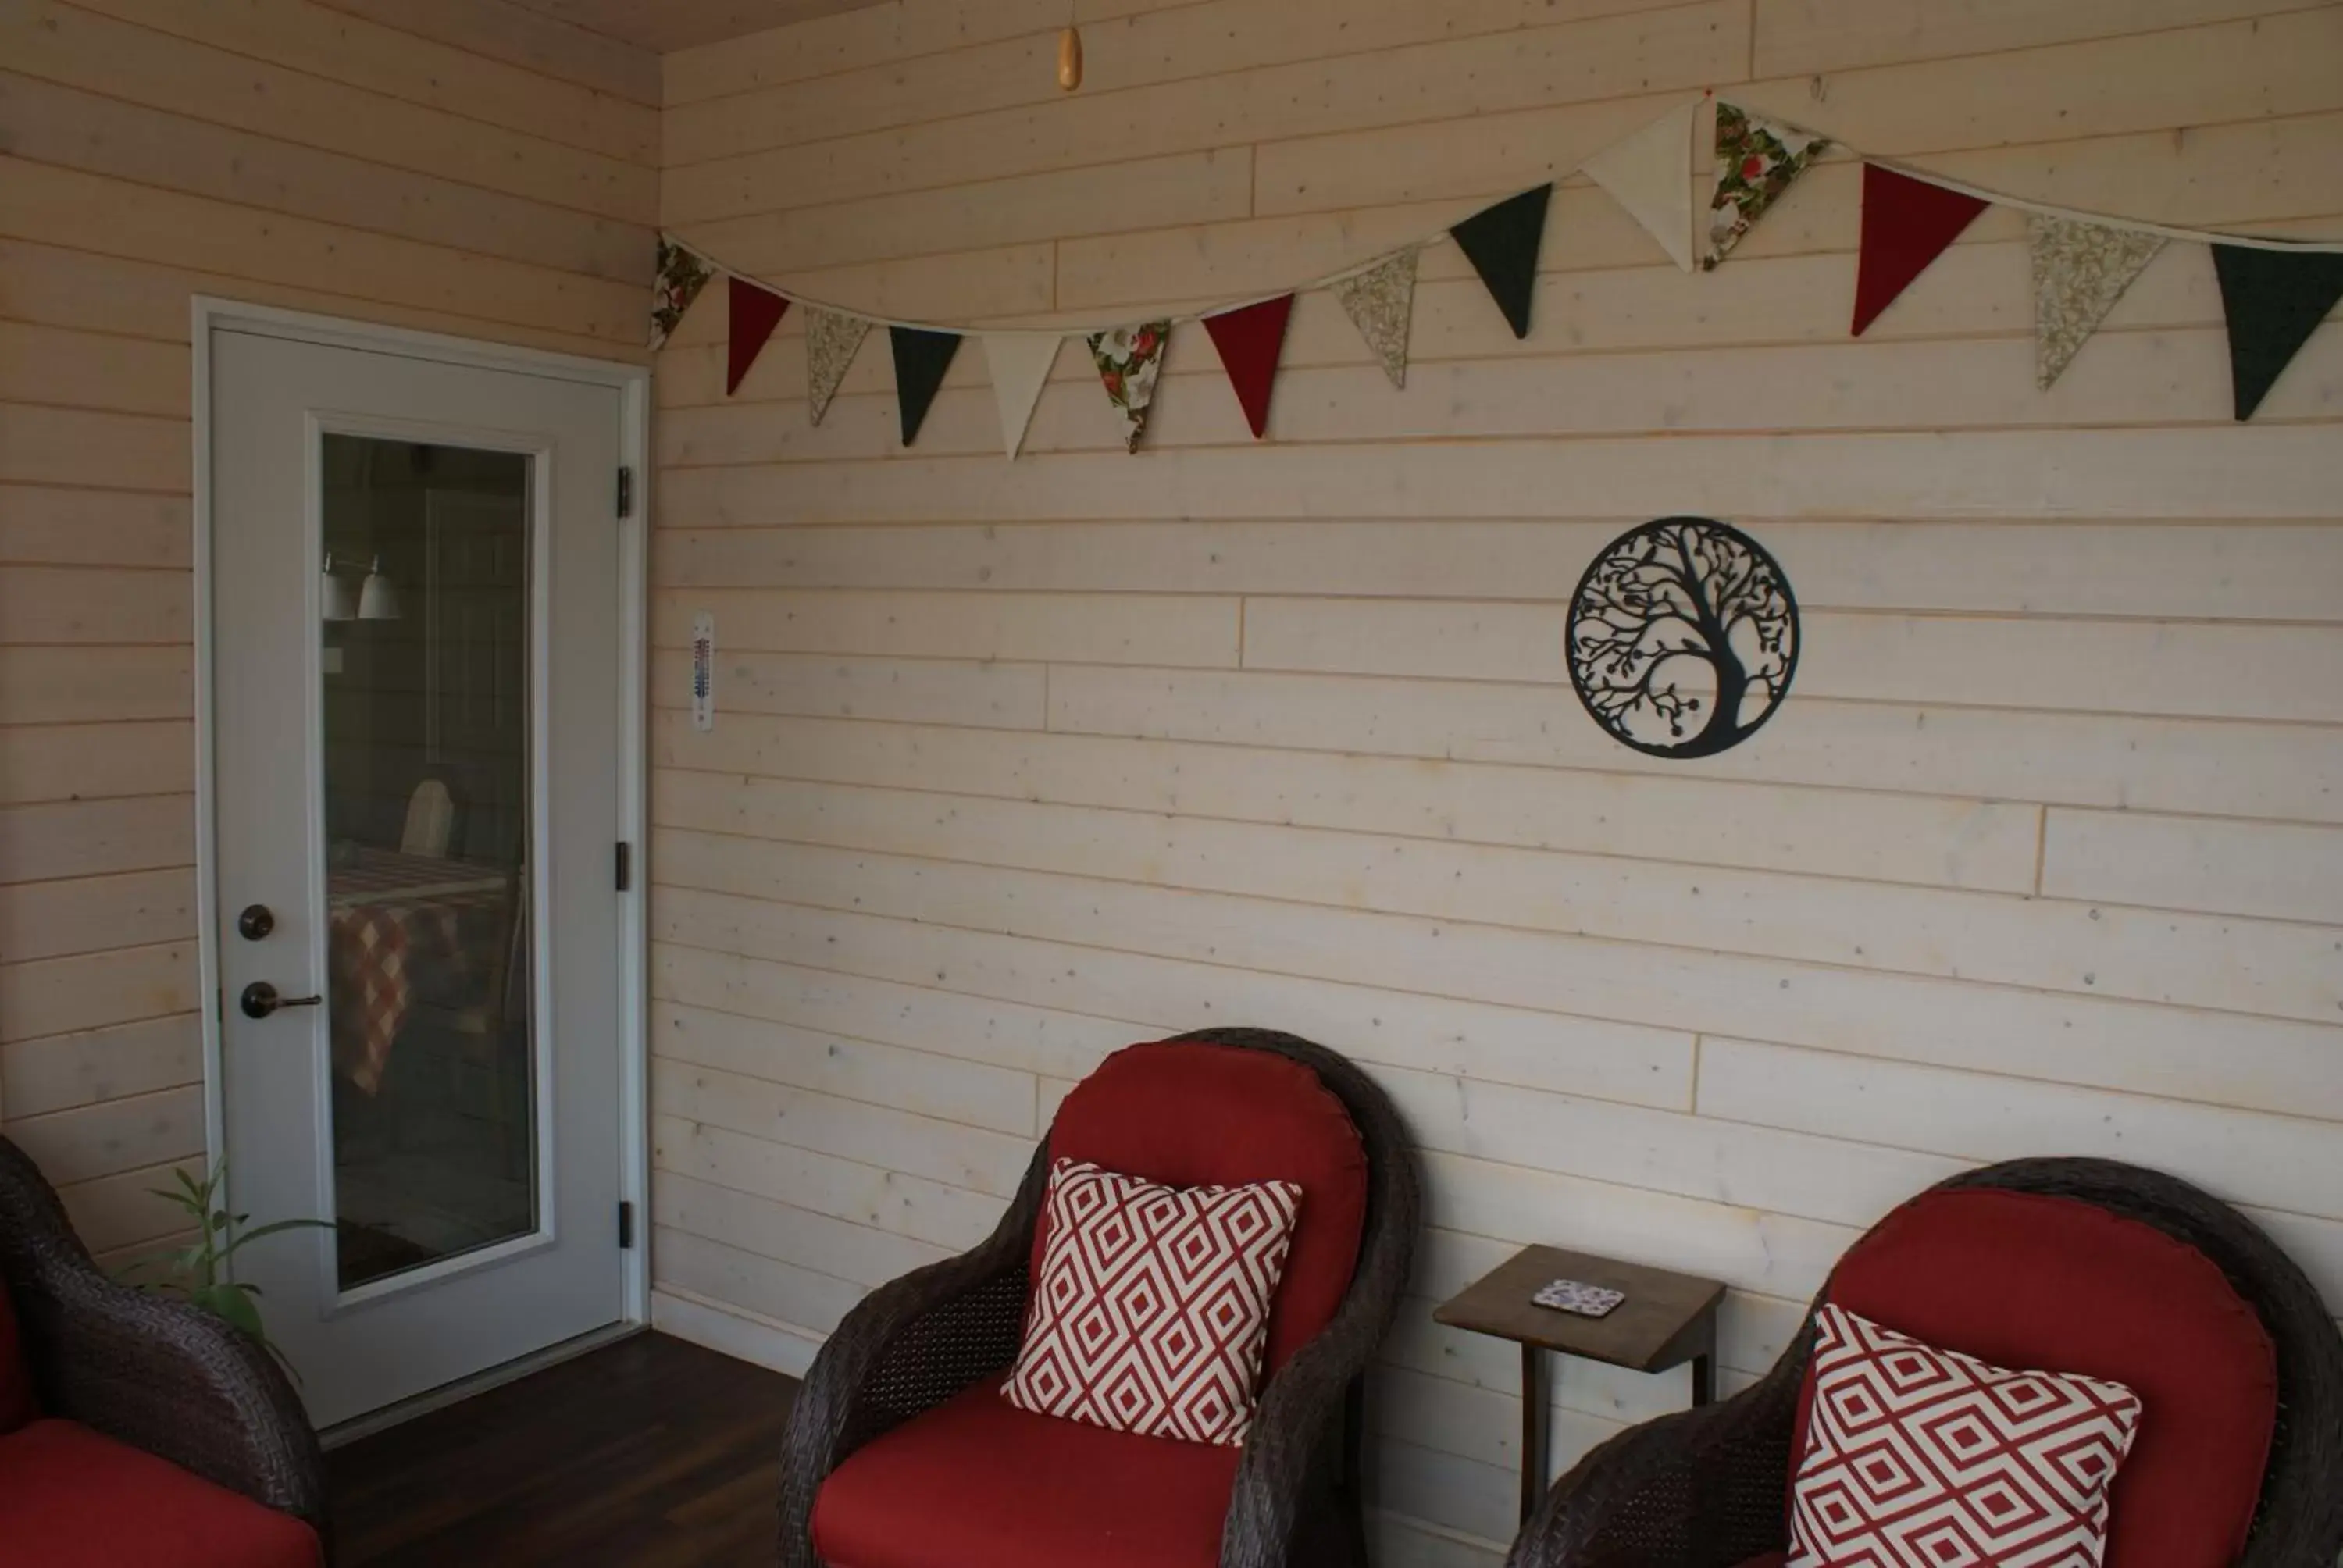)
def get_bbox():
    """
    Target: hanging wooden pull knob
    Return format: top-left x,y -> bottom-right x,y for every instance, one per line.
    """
1057,27 -> 1082,91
